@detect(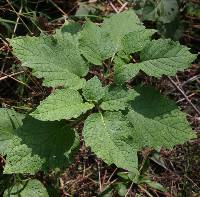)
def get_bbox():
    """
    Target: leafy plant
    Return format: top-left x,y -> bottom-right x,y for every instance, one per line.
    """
1,10 -> 197,195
